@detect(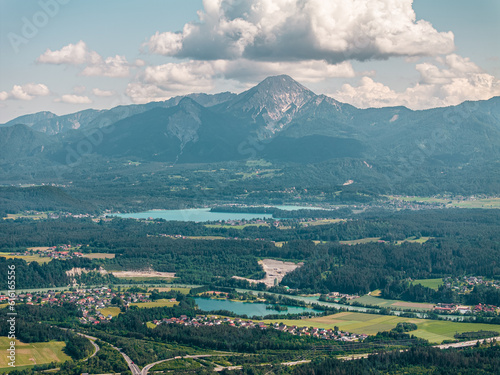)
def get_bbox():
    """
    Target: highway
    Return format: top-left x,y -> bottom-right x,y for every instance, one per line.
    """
74,330 -> 500,374
434,336 -> 500,349
116,346 -> 142,375
141,354 -> 216,375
